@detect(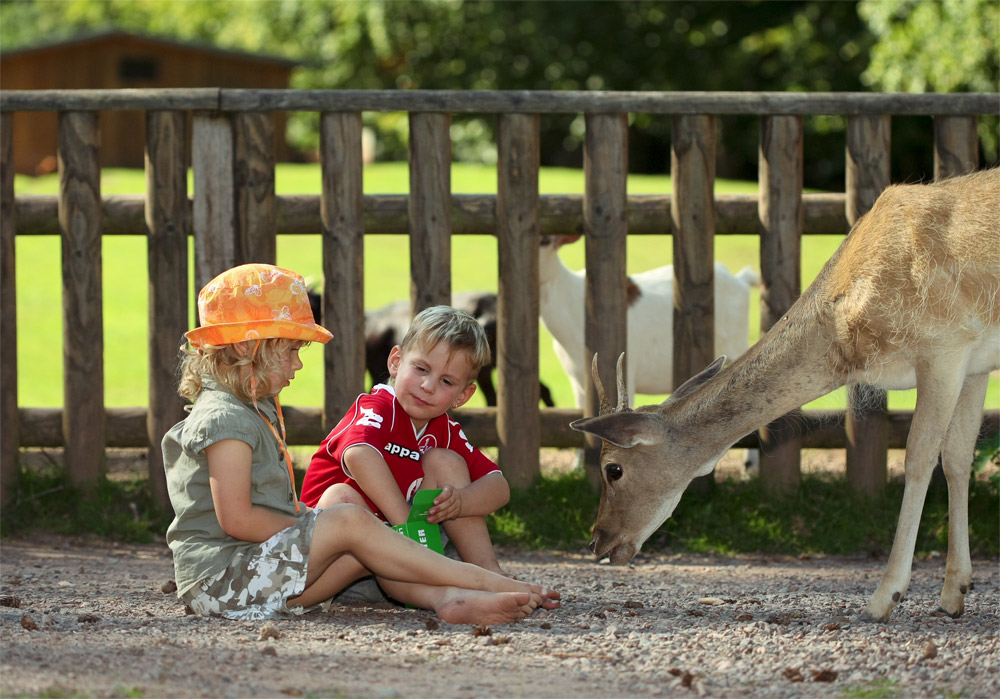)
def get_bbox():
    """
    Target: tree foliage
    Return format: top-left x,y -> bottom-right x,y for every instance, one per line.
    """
858,0 -> 999,161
